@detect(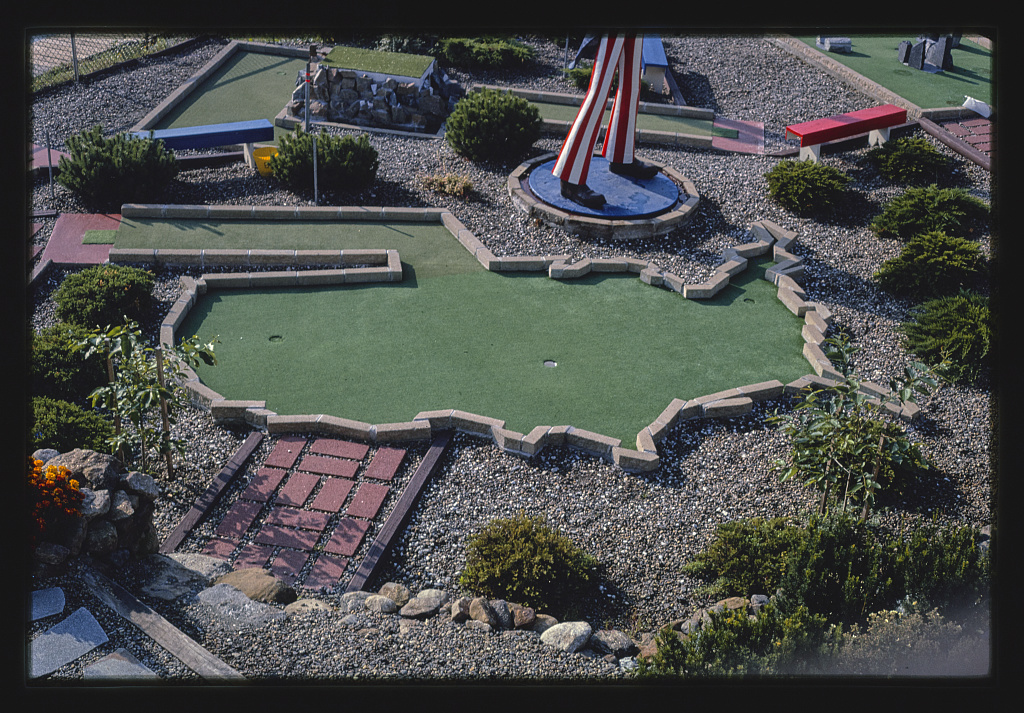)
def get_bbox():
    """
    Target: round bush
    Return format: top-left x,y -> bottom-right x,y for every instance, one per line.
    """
56,125 -> 178,211
445,88 -> 542,163
459,513 -> 598,616
870,184 -> 989,240
901,290 -> 991,384
763,160 -> 851,216
270,128 -> 379,194
873,230 -> 986,299
436,36 -> 535,70
31,322 -> 110,406
31,396 -> 115,454
53,264 -> 155,328
865,136 -> 952,185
